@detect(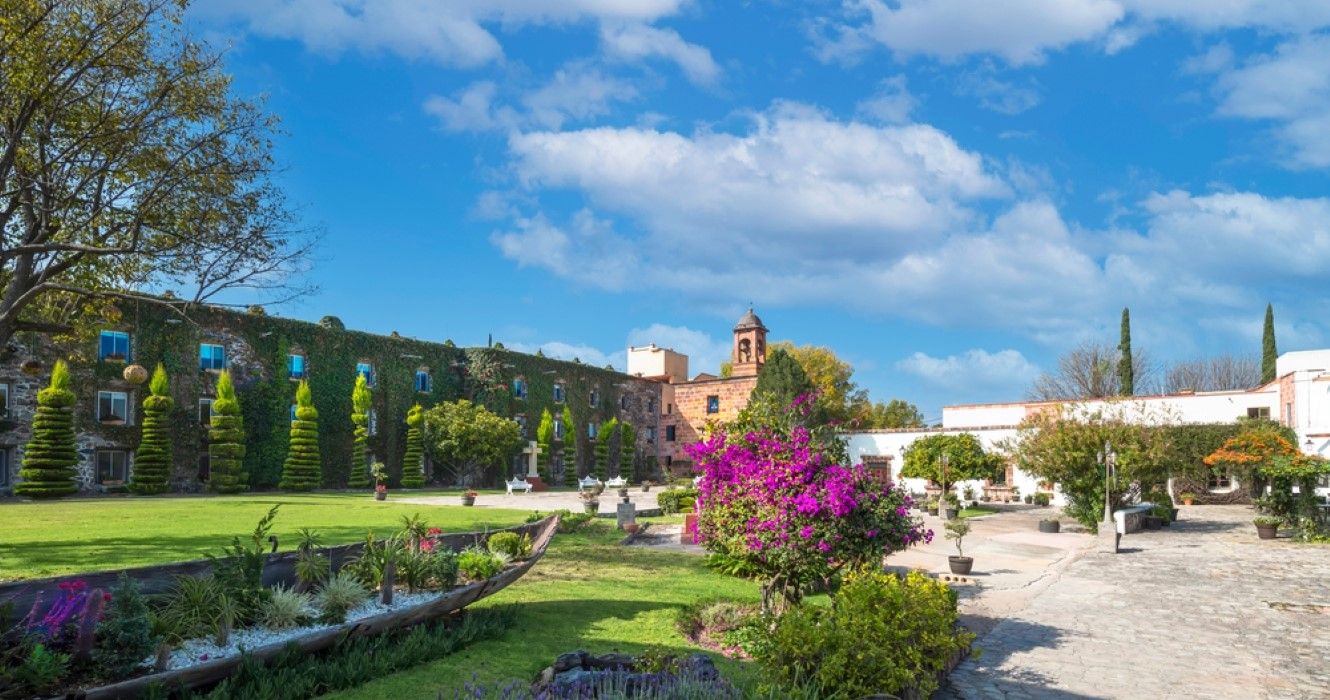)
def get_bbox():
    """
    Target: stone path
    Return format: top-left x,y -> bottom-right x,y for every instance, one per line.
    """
938,506 -> 1330,700
398,488 -> 662,515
